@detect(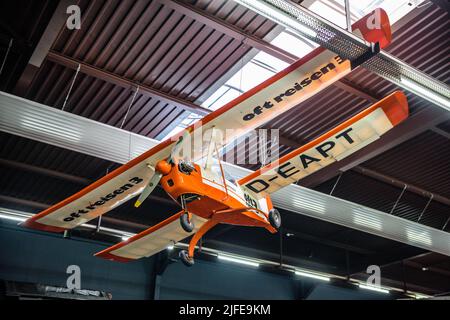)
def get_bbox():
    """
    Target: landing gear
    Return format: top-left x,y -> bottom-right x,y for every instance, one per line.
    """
179,219 -> 219,267
180,212 -> 195,233
268,209 -> 281,229
179,194 -> 195,233
179,250 -> 194,267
